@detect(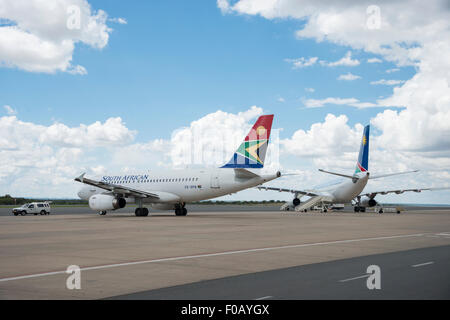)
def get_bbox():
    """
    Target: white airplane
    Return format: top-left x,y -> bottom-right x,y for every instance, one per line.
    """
76,115 -> 281,216
258,125 -> 446,213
